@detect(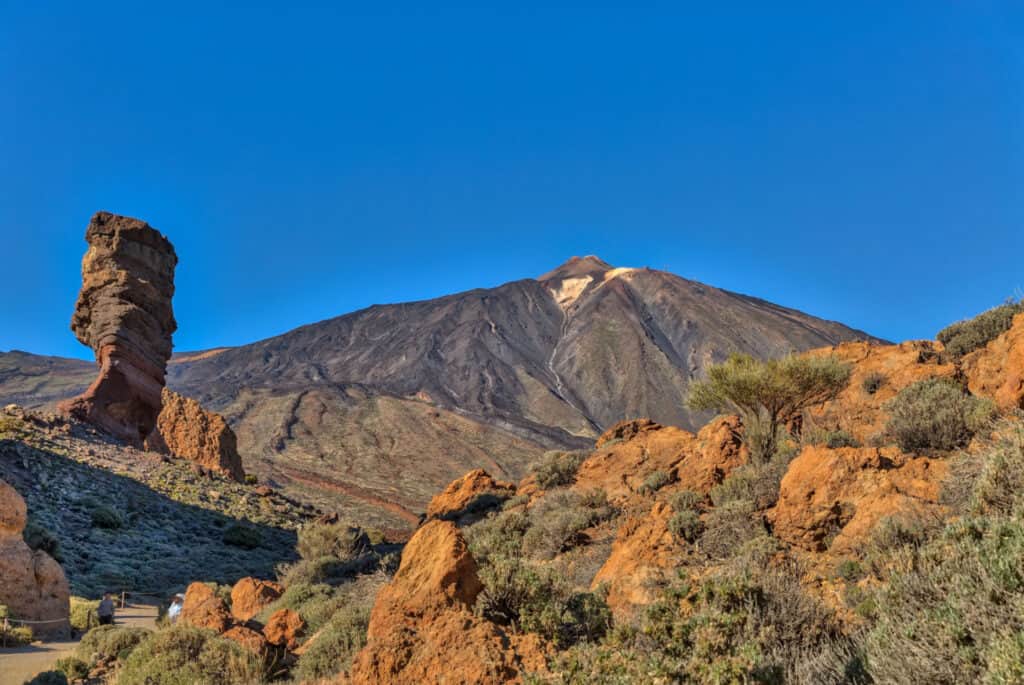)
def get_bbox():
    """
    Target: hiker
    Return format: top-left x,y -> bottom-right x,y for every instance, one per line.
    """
167,593 -> 185,624
98,593 -> 116,625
